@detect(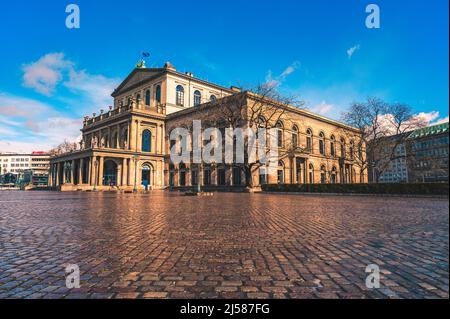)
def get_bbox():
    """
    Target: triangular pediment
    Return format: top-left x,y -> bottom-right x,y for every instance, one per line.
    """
112,68 -> 165,97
